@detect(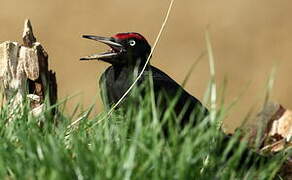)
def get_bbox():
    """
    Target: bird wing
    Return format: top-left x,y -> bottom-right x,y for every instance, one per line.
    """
143,66 -> 208,124
146,65 -> 202,104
